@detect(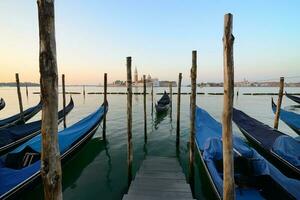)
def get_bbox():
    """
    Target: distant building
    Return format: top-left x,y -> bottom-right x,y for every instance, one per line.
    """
134,67 -> 138,84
